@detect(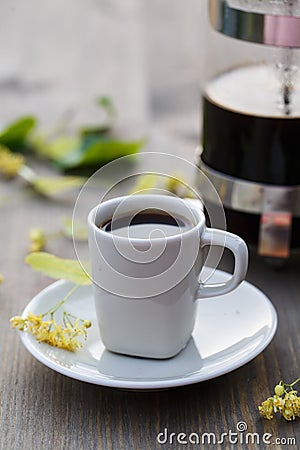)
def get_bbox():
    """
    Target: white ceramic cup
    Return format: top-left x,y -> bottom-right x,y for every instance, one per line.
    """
88,194 -> 248,359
